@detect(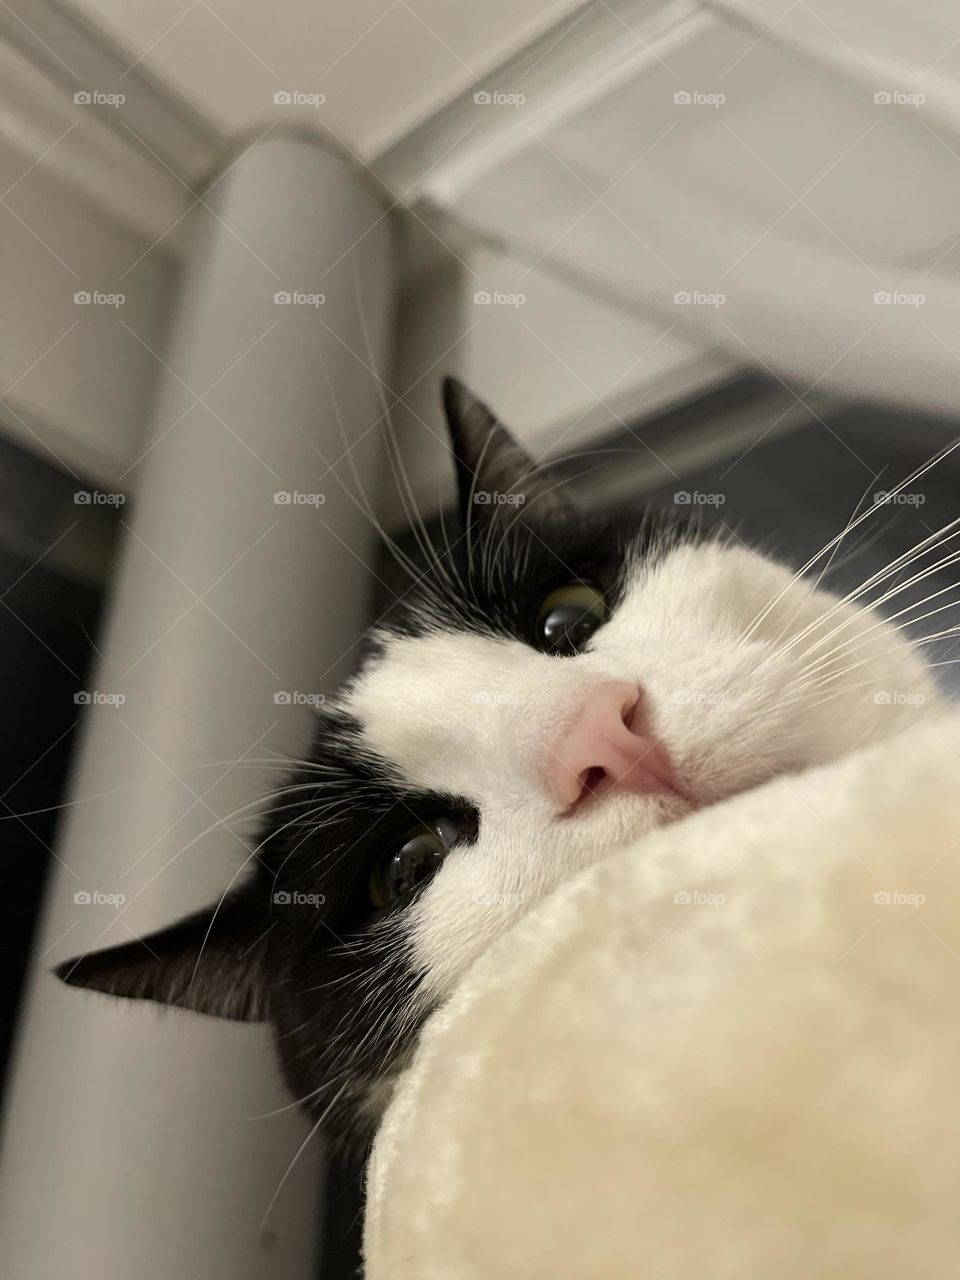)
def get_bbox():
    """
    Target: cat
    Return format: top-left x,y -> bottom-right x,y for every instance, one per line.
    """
57,377 -> 941,1138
